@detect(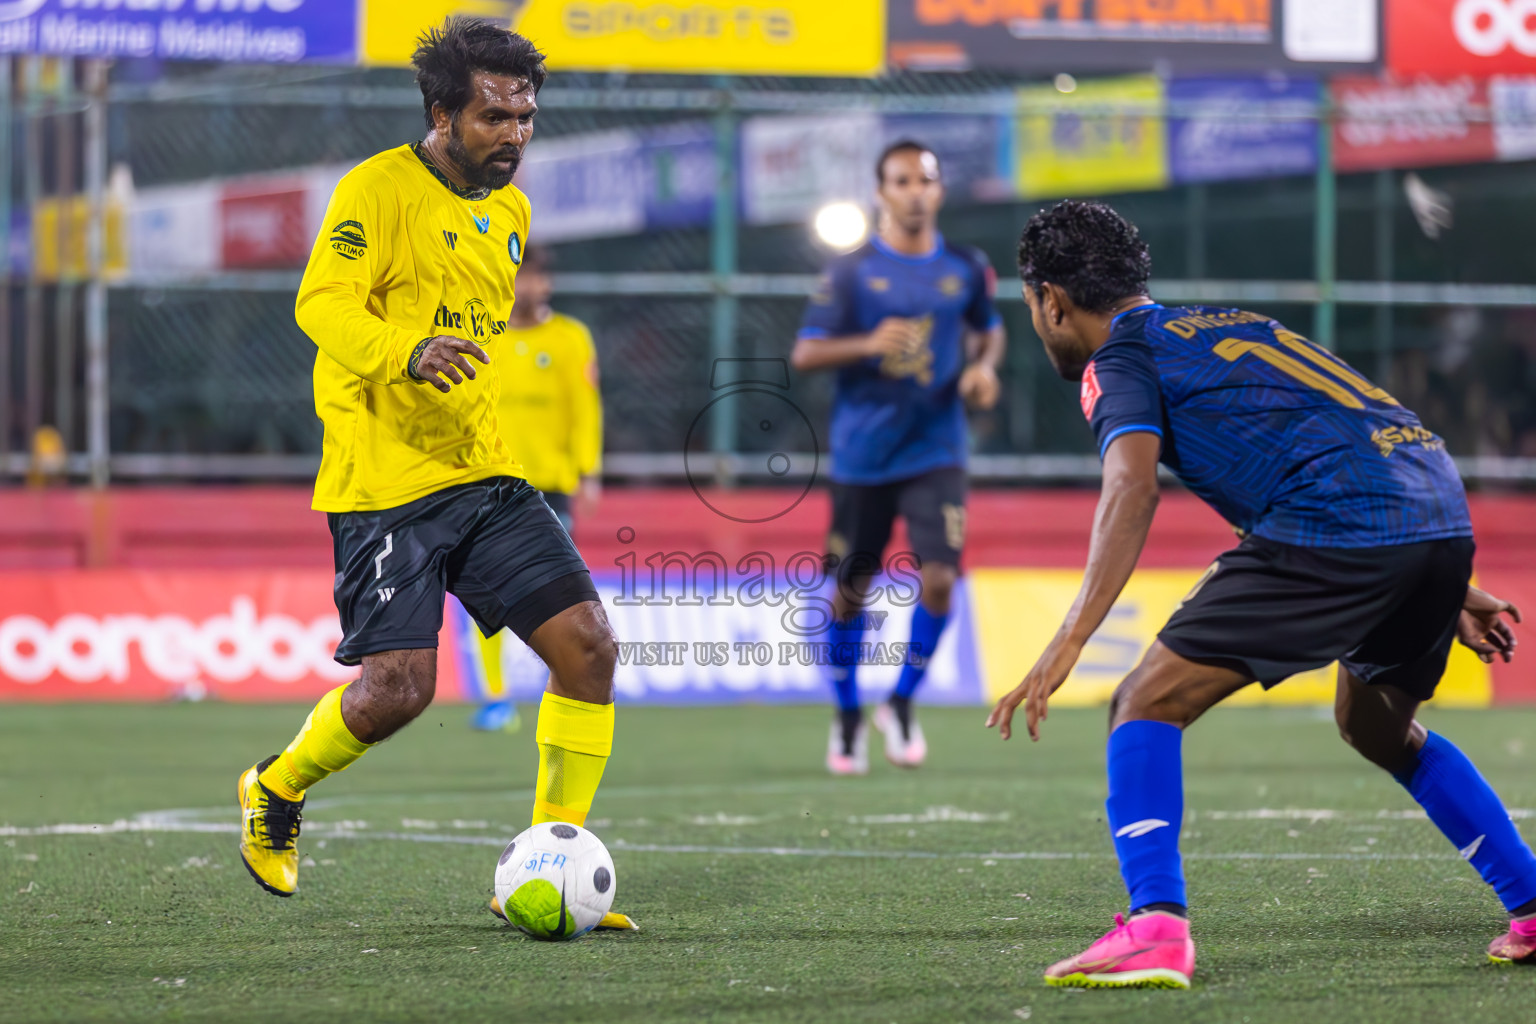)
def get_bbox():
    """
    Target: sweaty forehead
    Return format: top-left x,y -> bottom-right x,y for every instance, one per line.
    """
466,71 -> 537,110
